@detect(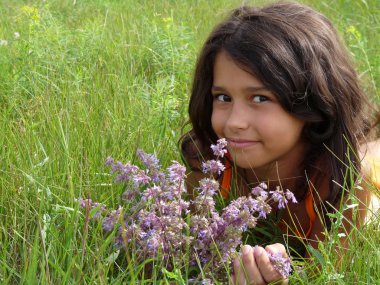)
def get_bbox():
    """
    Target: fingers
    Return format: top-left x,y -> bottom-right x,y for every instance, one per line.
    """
265,243 -> 286,256
234,245 -> 265,285
254,243 -> 287,283
233,244 -> 288,285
